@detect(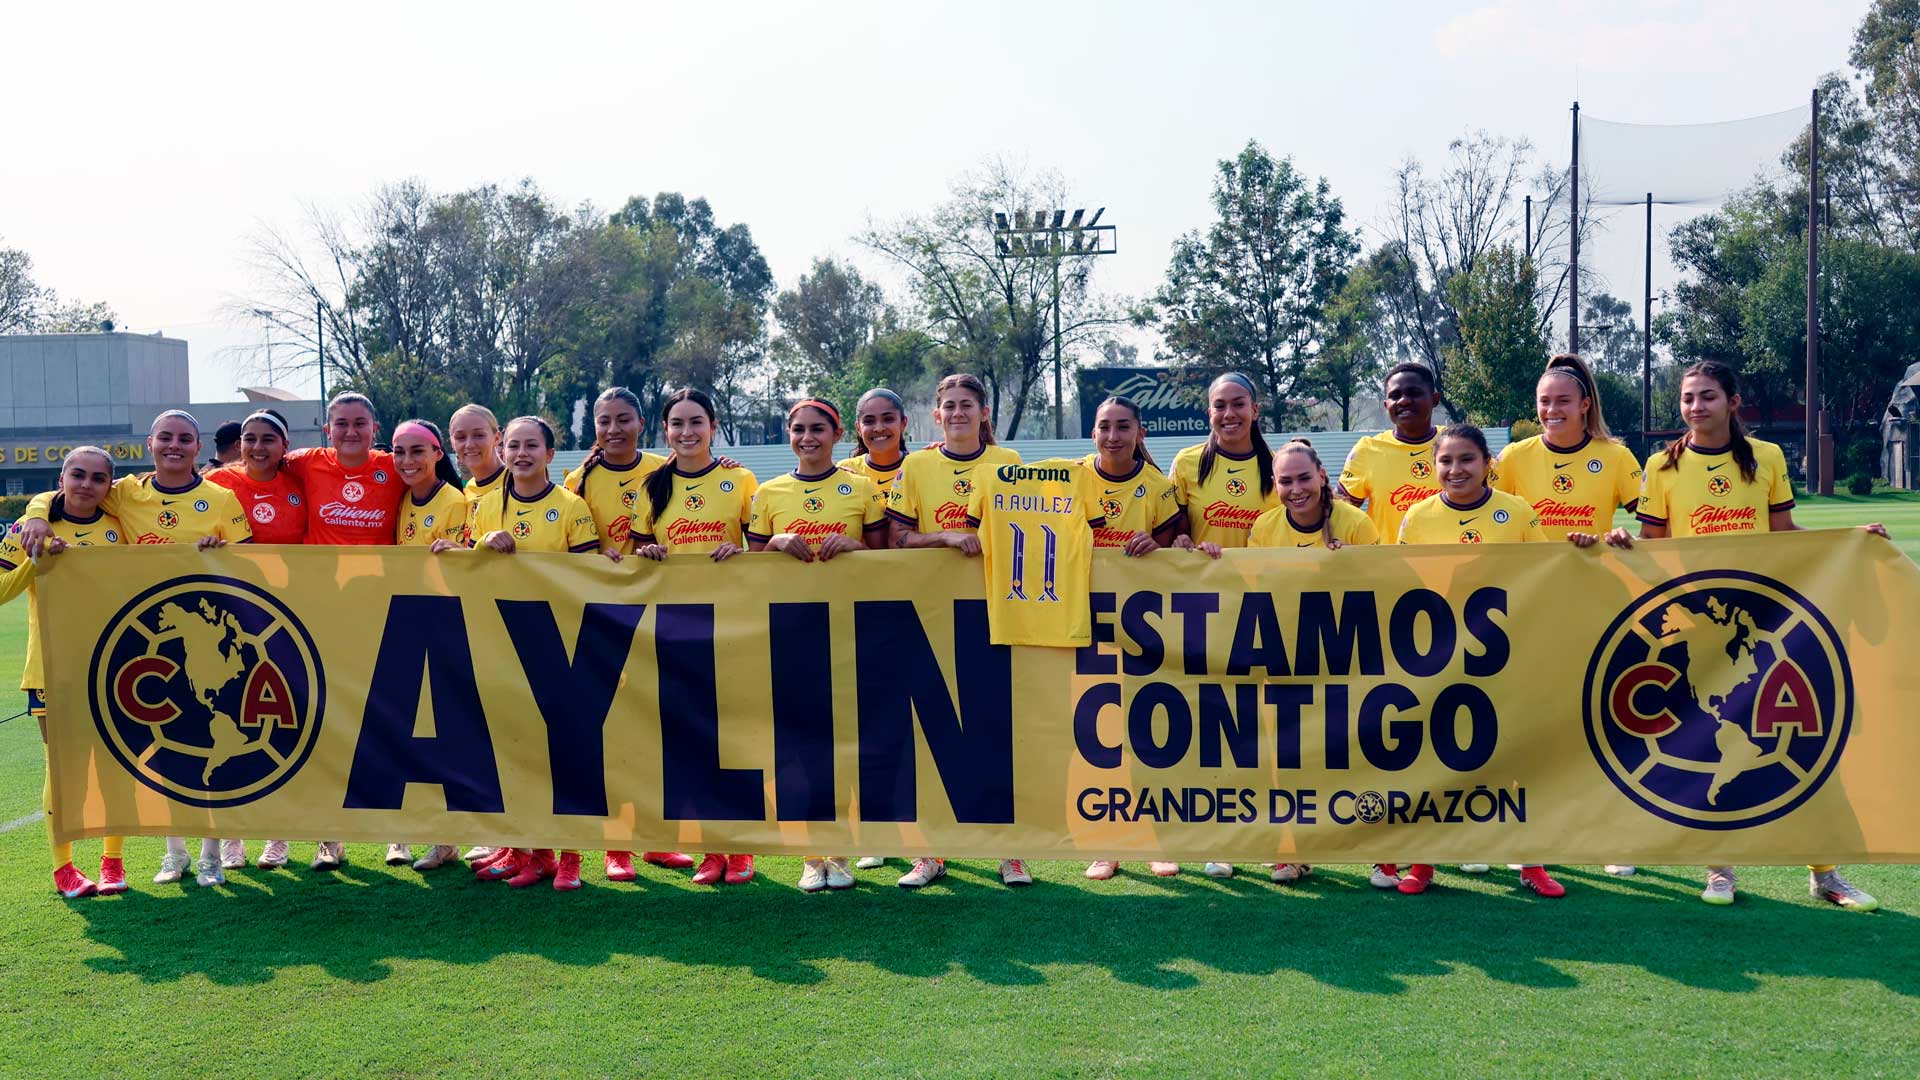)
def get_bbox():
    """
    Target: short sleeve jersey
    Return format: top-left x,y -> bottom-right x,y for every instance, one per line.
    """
1170,444 -> 1280,547
1081,455 -> 1182,549
27,474 -> 252,546
634,461 -> 759,554
1397,488 -> 1545,545
1636,437 -> 1795,537
464,465 -> 507,503
395,481 -> 470,547
886,444 -> 1023,534
1491,434 -> 1641,540
205,465 -> 308,545
1249,499 -> 1380,549
563,452 -> 667,554
836,453 -> 907,502
0,508 -> 125,690
466,482 -> 601,553
965,458 -> 1106,647
1337,428 -> 1442,544
282,448 -> 405,545
747,468 -> 887,549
